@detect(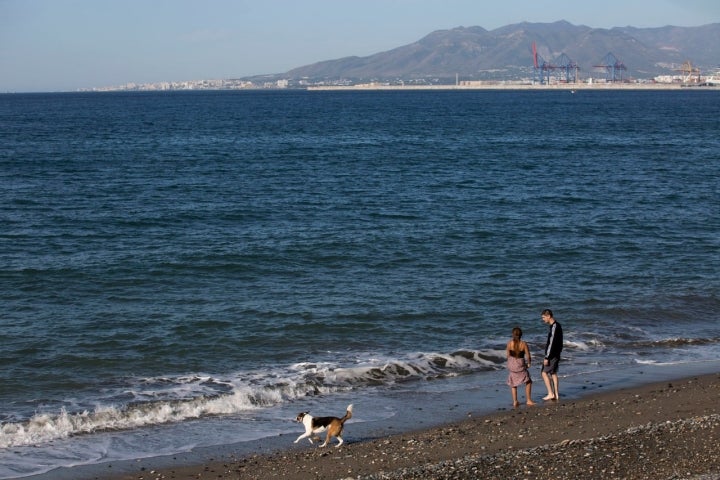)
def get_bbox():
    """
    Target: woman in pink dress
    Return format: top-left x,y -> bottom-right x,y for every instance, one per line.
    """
506,326 -> 535,407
